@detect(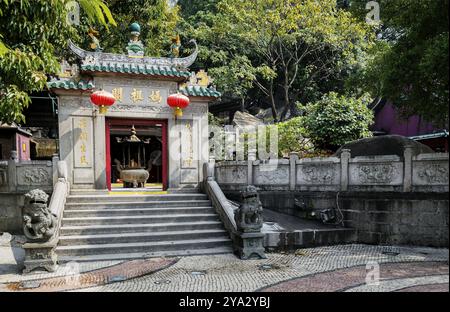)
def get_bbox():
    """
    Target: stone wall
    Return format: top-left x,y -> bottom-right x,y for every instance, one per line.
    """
0,156 -> 57,233
215,150 -> 449,247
